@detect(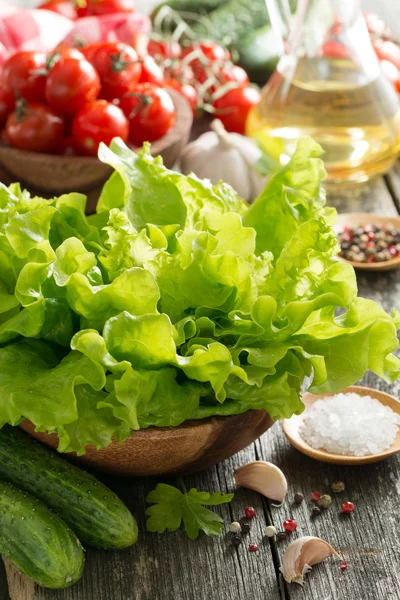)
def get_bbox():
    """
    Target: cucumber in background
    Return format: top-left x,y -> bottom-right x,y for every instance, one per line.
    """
0,482 -> 84,589
0,426 -> 138,550
236,25 -> 281,85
